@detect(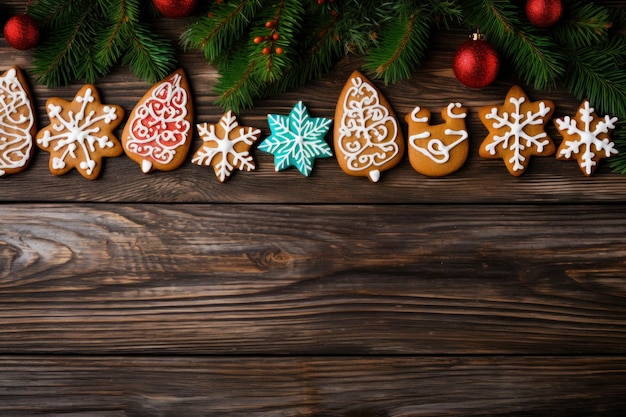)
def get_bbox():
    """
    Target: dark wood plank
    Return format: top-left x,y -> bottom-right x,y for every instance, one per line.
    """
2,203 -> 625,354
1,17 -> 626,203
1,355 -> 624,416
